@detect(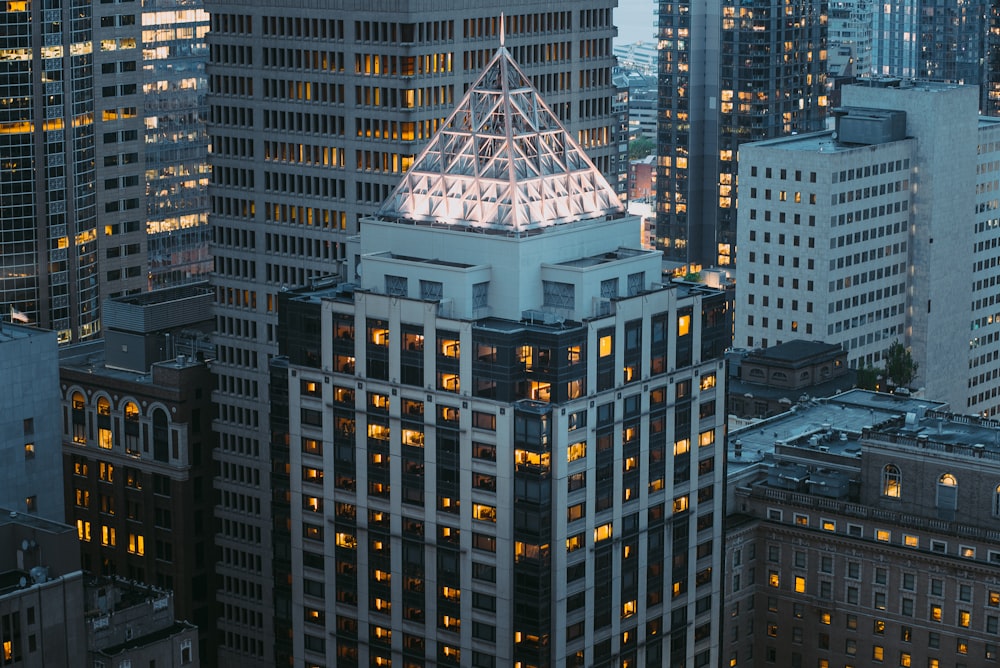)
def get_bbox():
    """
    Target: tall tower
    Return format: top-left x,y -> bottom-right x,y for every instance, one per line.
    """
655,0 -> 828,269
204,2 -> 620,664
272,45 -> 729,667
873,0 -> 986,85
1,0 -> 101,342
